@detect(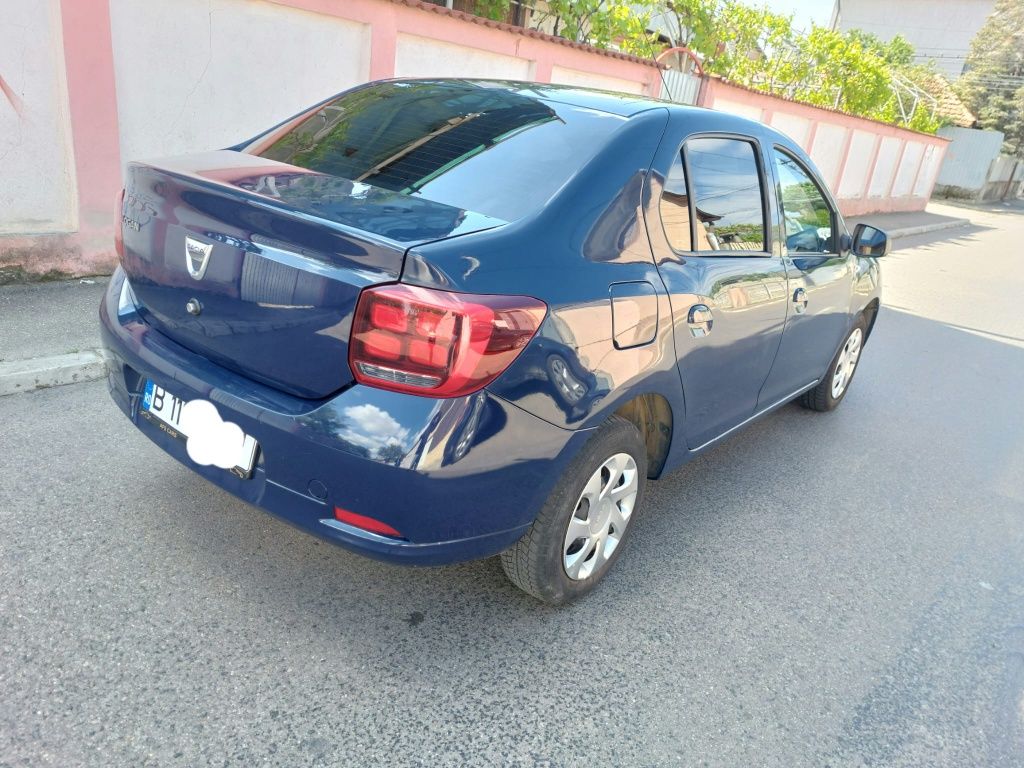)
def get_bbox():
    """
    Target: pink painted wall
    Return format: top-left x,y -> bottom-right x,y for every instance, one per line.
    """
701,77 -> 950,216
0,0 -> 122,277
